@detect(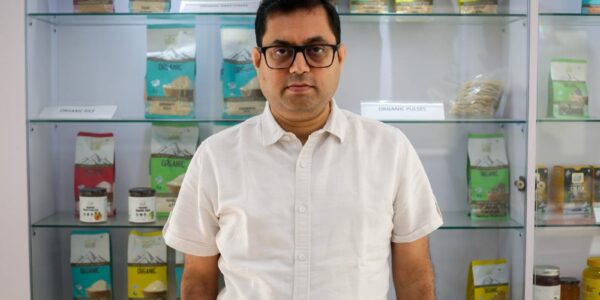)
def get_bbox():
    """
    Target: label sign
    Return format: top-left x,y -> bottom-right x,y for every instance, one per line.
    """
361,102 -> 445,121
180,0 -> 259,12
38,105 -> 117,120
